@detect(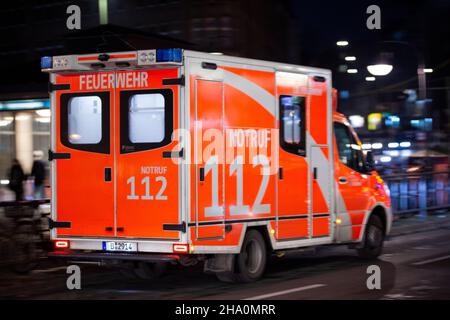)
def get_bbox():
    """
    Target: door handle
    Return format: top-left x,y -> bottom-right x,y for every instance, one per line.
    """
162,148 -> 184,159
199,167 -> 205,182
313,167 -> 318,180
338,176 -> 348,184
104,167 -> 112,182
